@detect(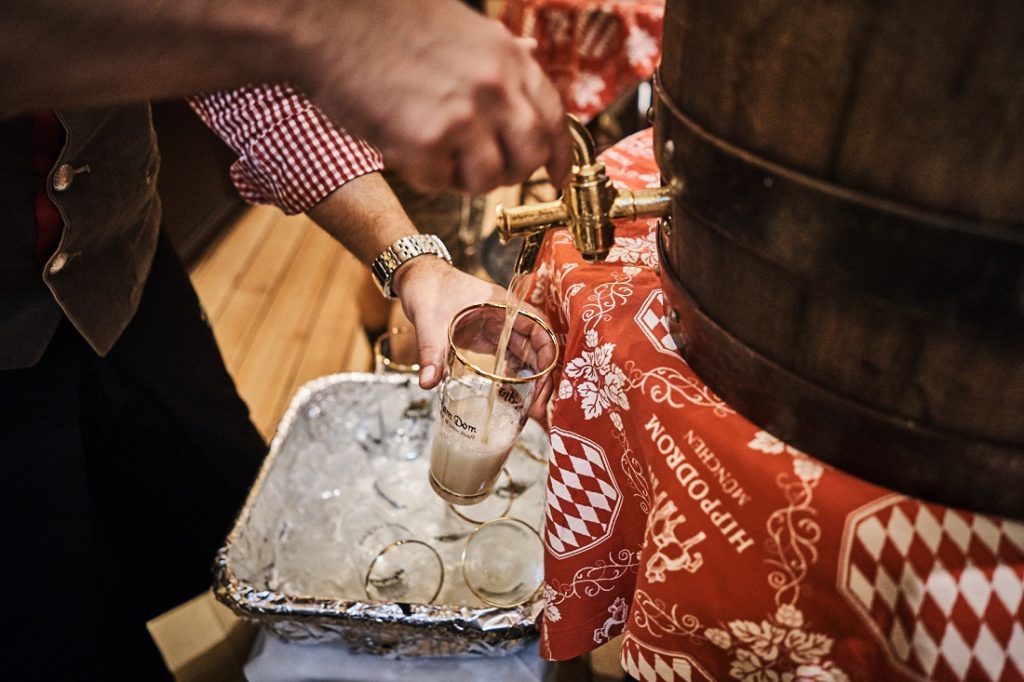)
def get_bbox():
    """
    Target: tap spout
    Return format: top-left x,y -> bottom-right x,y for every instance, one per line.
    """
496,115 -> 675,275
512,231 -> 546,275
